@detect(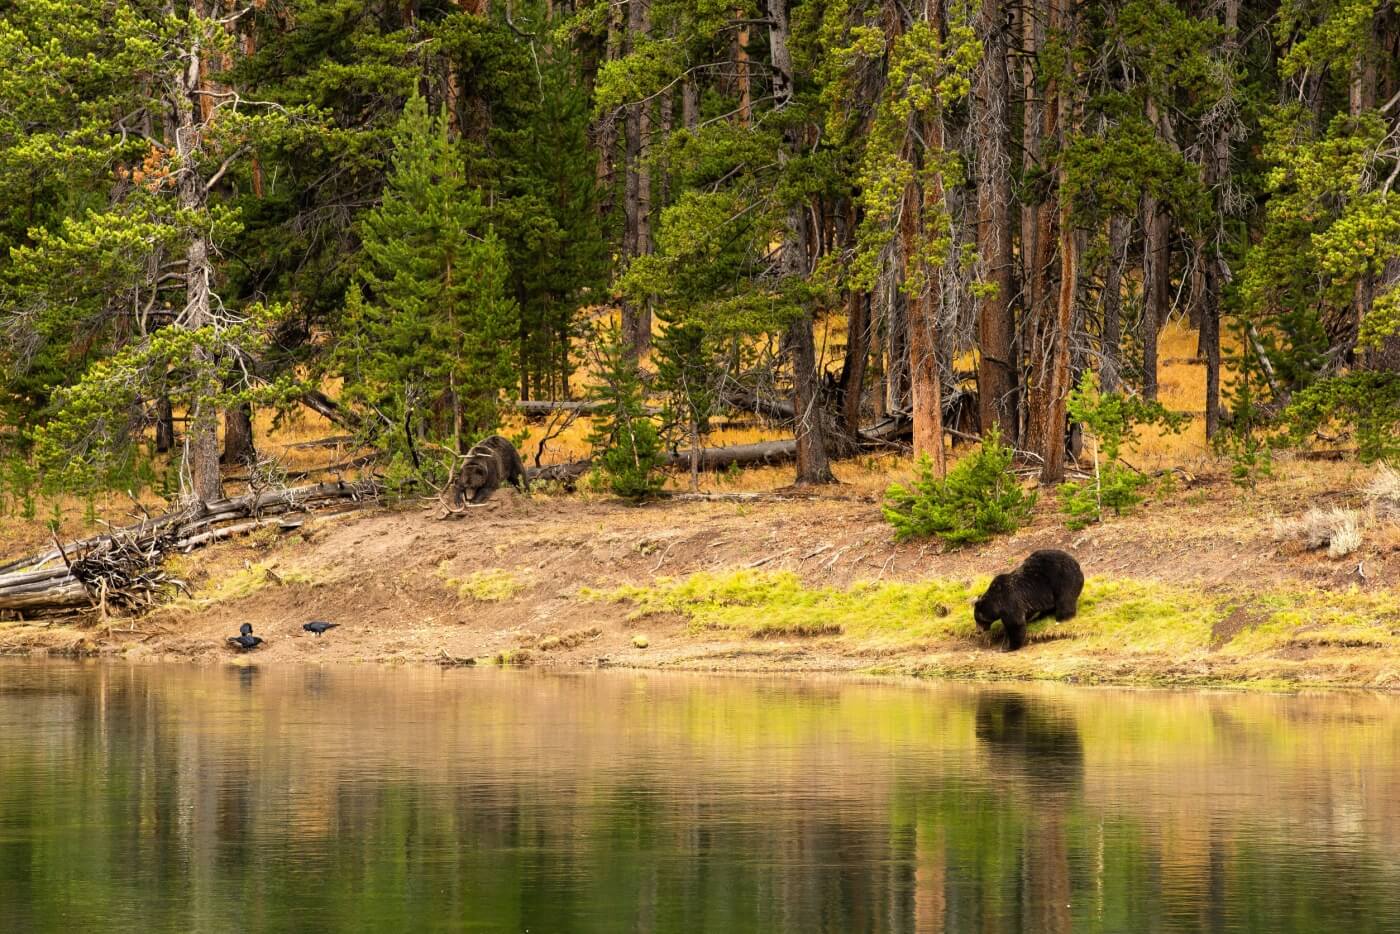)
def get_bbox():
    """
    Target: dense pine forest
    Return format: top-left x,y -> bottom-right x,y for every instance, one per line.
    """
1,0 -> 1398,507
